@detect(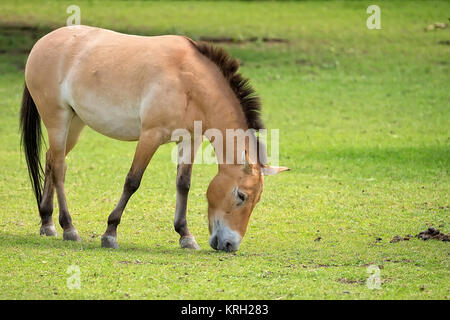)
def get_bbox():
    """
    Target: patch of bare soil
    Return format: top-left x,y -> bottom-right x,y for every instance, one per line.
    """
390,235 -> 413,243
0,49 -> 30,54
0,23 -> 52,58
336,277 -> 391,286
390,227 -> 449,243
337,278 -> 365,285
198,36 -> 289,44
118,260 -> 143,265
0,22 -> 51,38
416,227 -> 449,242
